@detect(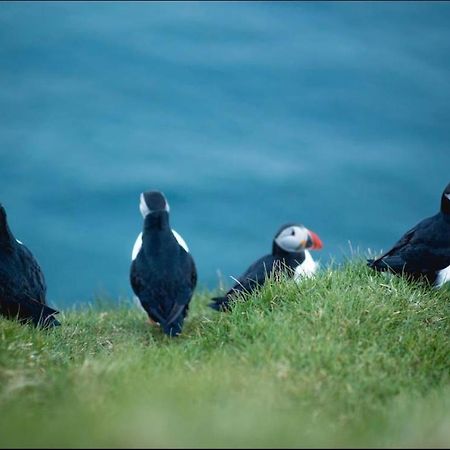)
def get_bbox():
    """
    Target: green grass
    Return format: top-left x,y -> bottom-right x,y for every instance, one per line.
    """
0,261 -> 449,448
